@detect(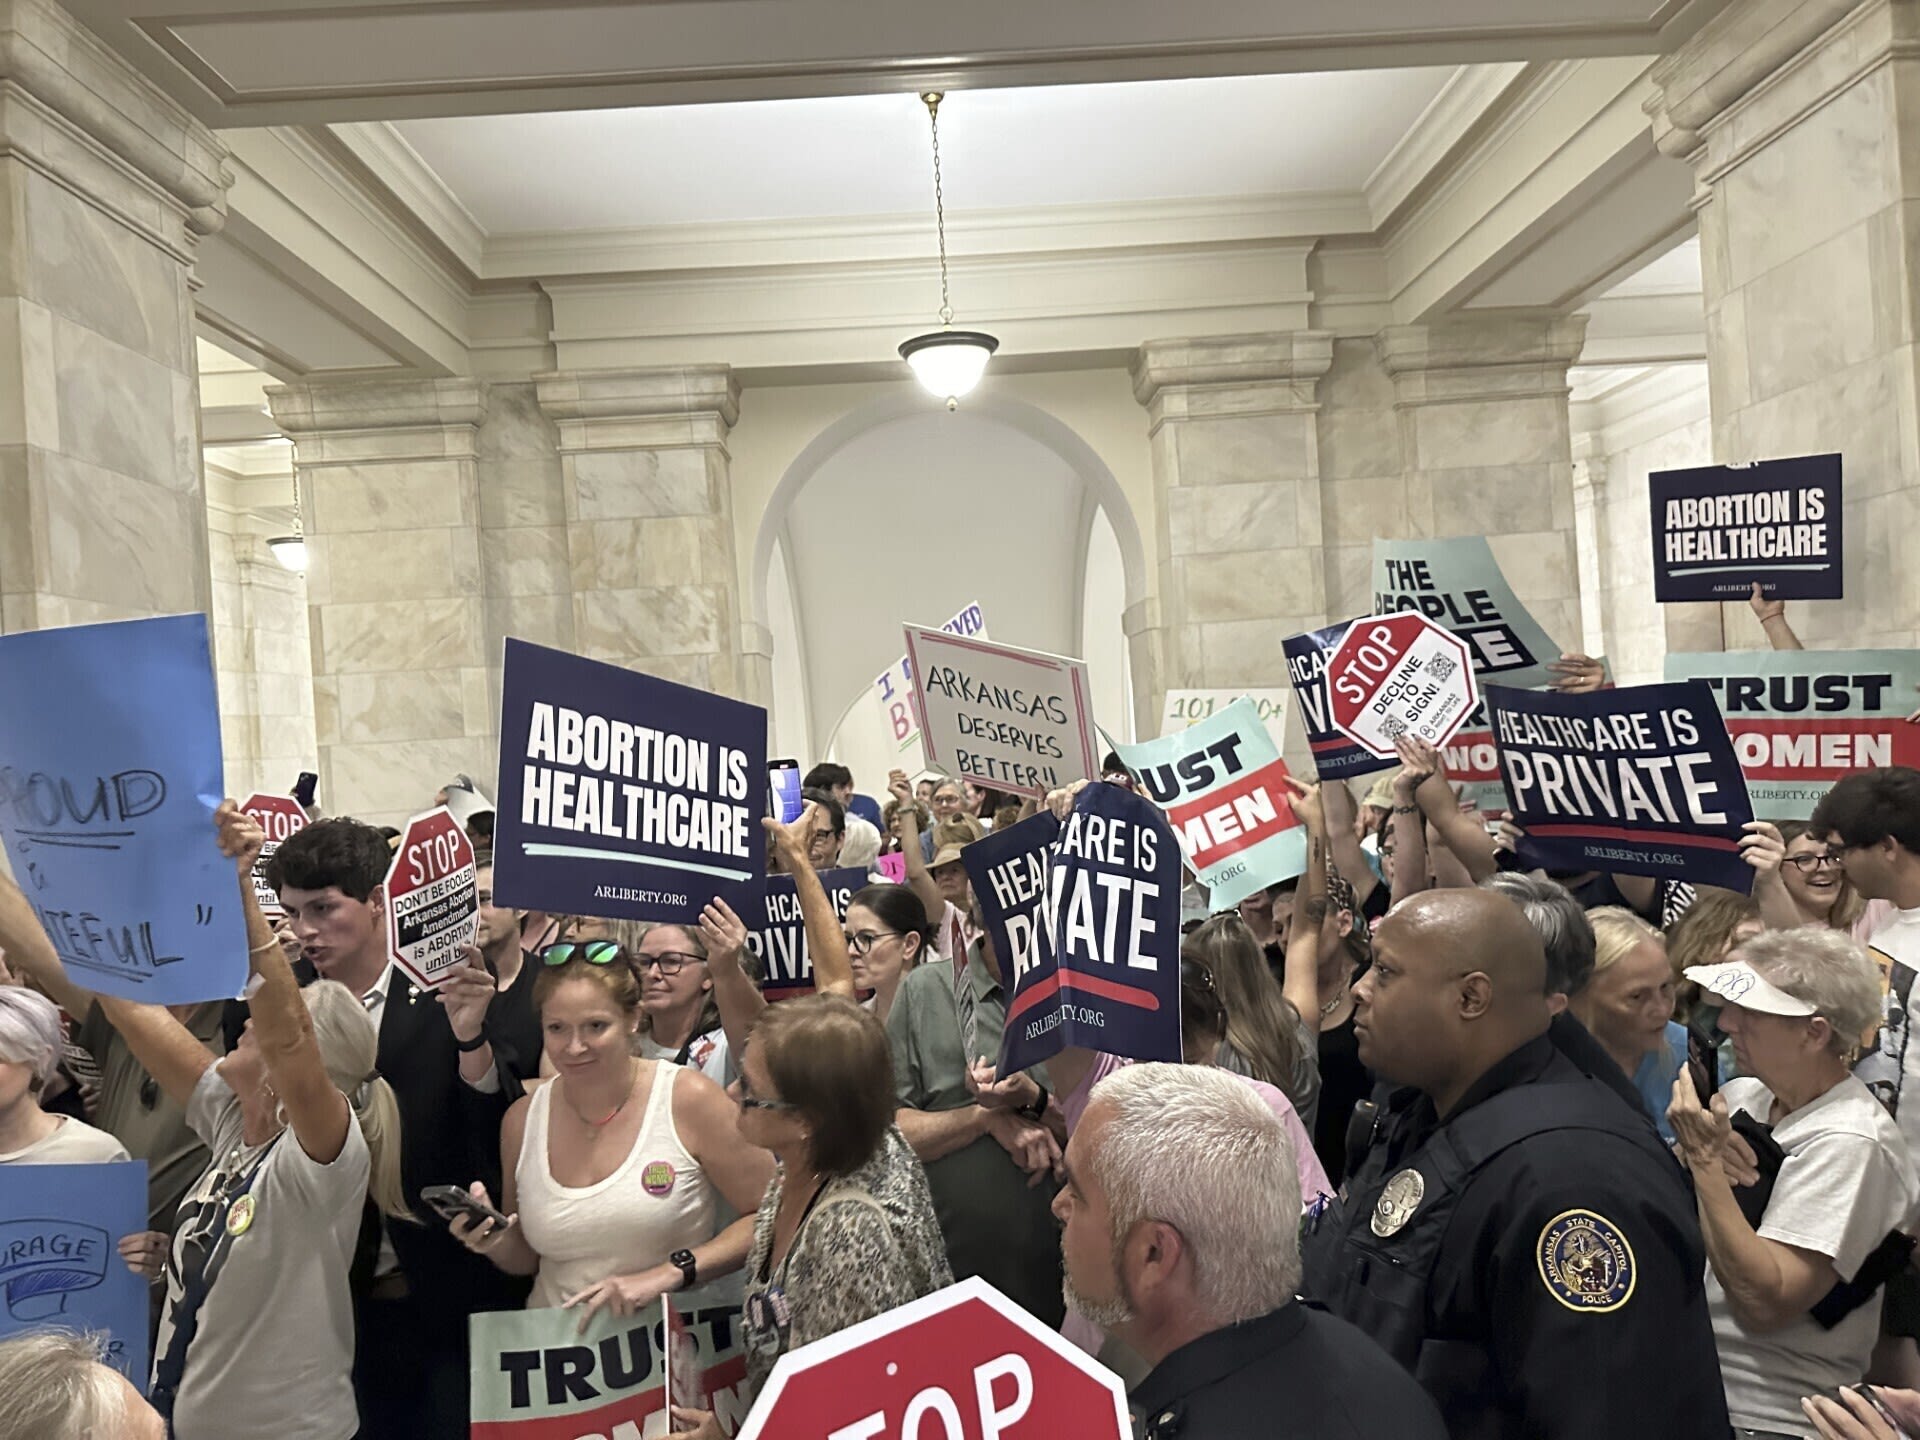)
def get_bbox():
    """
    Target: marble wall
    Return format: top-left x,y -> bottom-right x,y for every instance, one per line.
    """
1133,334 -> 1334,700
208,525 -> 316,800
269,380 -> 497,830
1653,0 -> 1920,651
0,0 -> 228,632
